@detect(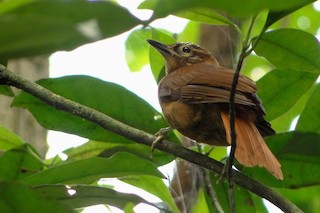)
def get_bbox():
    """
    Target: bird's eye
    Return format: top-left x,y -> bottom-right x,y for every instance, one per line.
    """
182,46 -> 191,53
